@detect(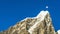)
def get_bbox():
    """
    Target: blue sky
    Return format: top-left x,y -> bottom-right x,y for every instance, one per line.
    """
0,0 -> 60,31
